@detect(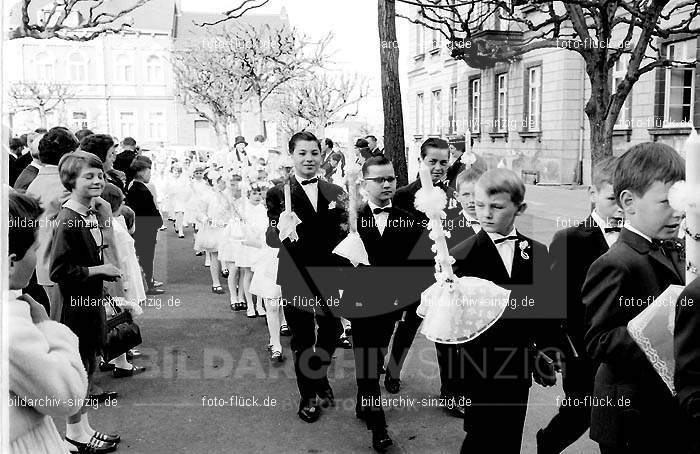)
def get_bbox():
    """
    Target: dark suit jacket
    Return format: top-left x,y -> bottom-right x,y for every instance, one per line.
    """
445,154 -> 488,188
549,215 -> 609,360
13,164 -> 39,192
125,180 -> 162,238
265,176 -> 348,305
675,276 -> 700,451
49,207 -> 107,354
113,149 -> 137,173
342,204 -> 433,319
583,228 -> 689,448
445,210 -> 477,249
393,179 -> 457,224
450,229 -> 553,384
